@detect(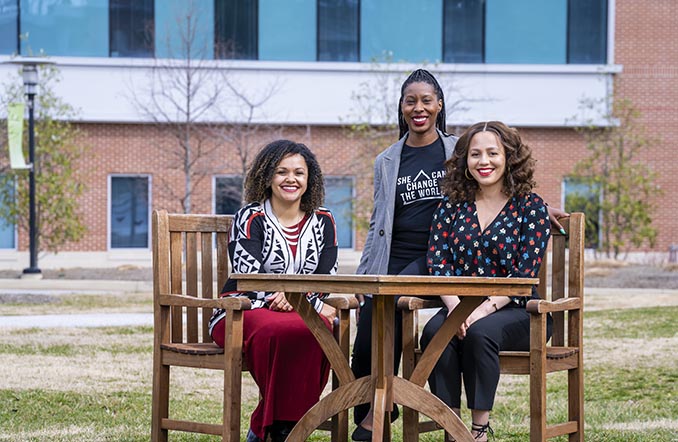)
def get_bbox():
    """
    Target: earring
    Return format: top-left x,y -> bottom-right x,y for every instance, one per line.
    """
465,168 -> 474,181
